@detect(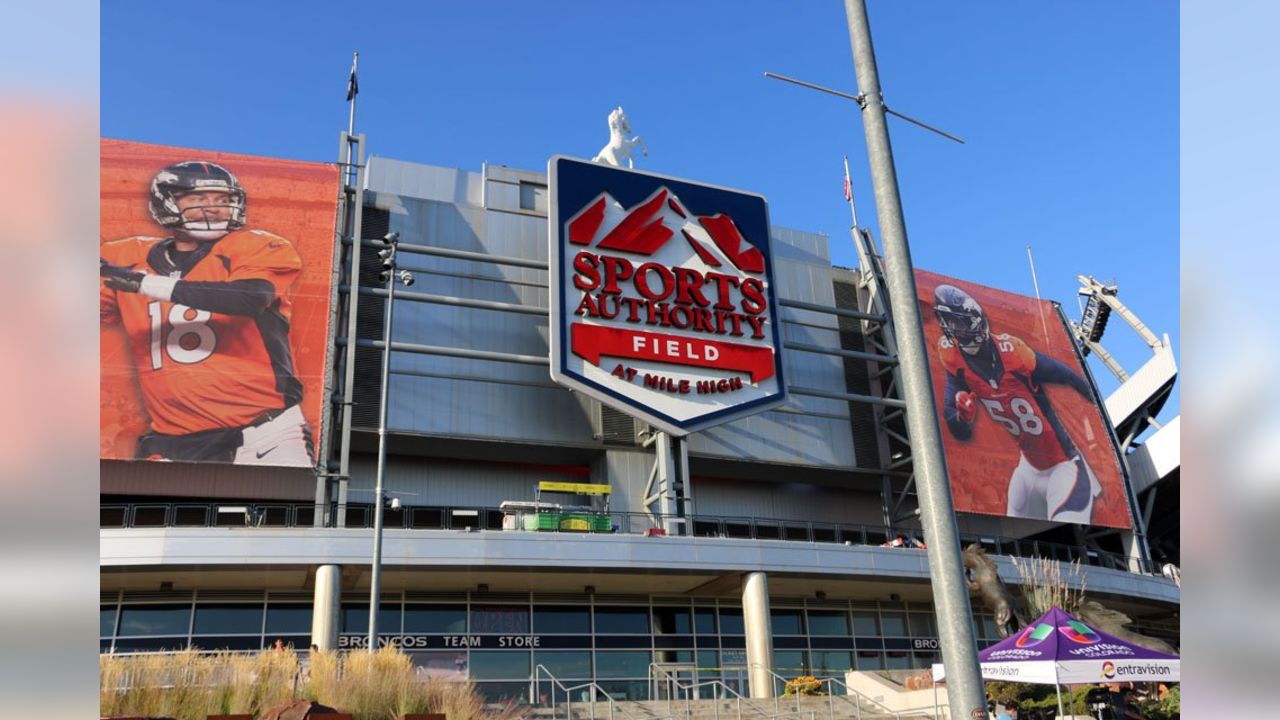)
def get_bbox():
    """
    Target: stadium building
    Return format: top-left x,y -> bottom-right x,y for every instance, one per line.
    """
100,143 -> 1179,704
